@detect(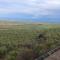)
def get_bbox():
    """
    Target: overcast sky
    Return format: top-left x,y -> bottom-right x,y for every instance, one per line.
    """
0,0 -> 60,22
